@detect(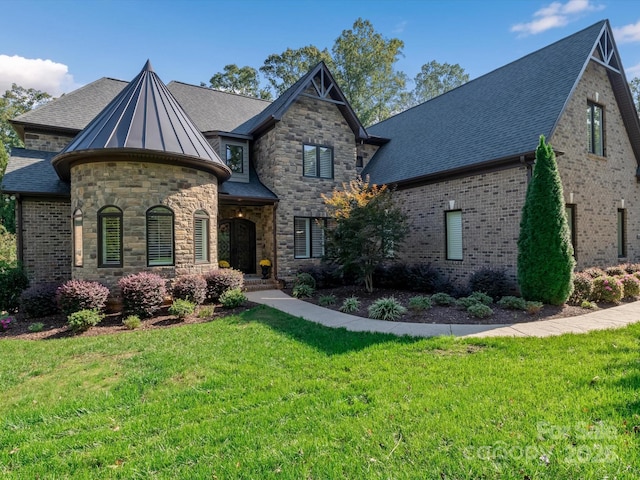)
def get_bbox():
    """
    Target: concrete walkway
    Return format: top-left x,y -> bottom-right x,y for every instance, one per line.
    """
246,289 -> 640,338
